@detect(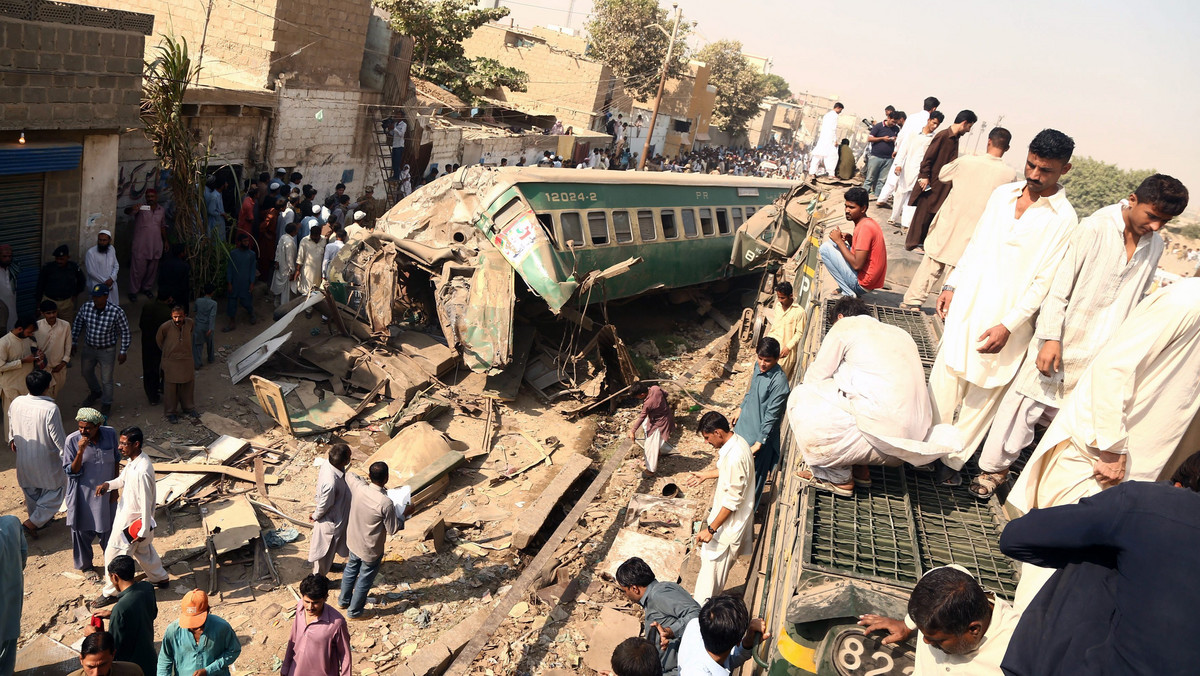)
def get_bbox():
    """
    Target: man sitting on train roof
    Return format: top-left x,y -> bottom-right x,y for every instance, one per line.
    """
819,186 -> 888,298
789,296 -> 959,496
858,565 -> 1020,675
